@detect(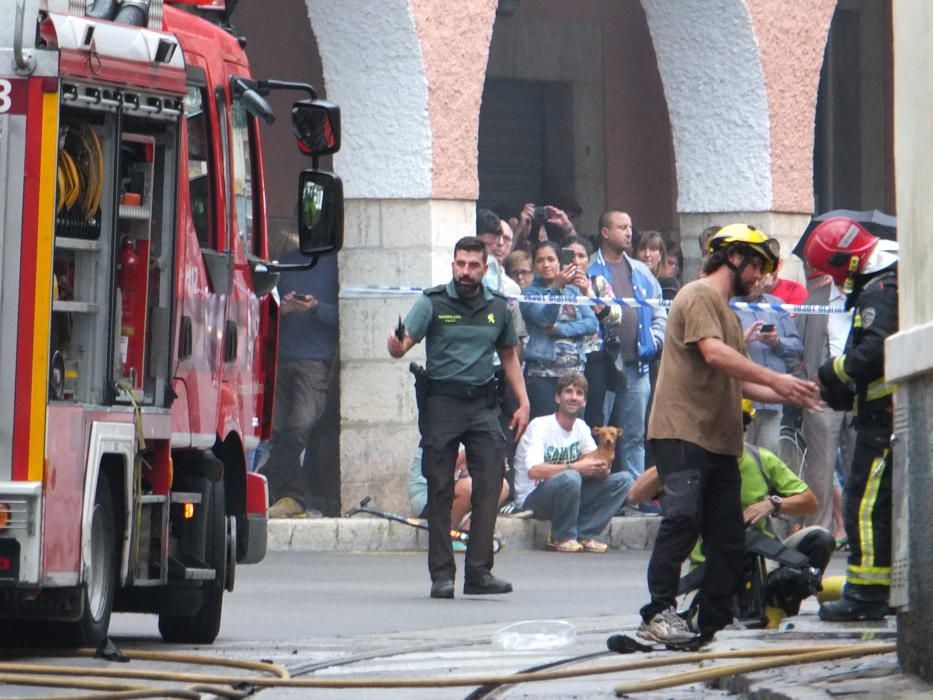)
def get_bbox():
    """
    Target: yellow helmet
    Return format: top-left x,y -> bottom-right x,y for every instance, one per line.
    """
742,399 -> 756,427
708,223 -> 780,274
